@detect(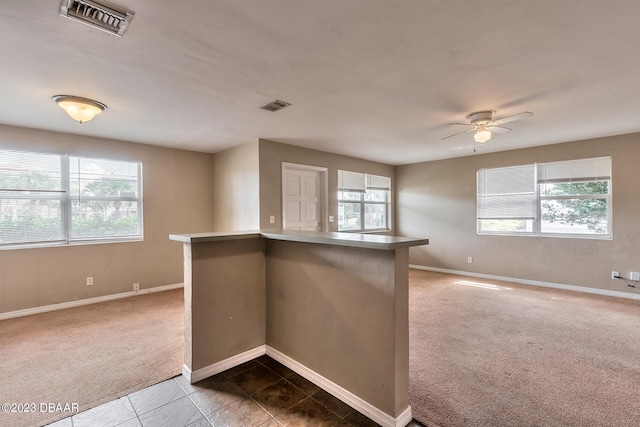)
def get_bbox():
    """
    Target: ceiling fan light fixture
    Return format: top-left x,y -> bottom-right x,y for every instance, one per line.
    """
442,110 -> 532,146
52,95 -> 107,123
474,128 -> 492,143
